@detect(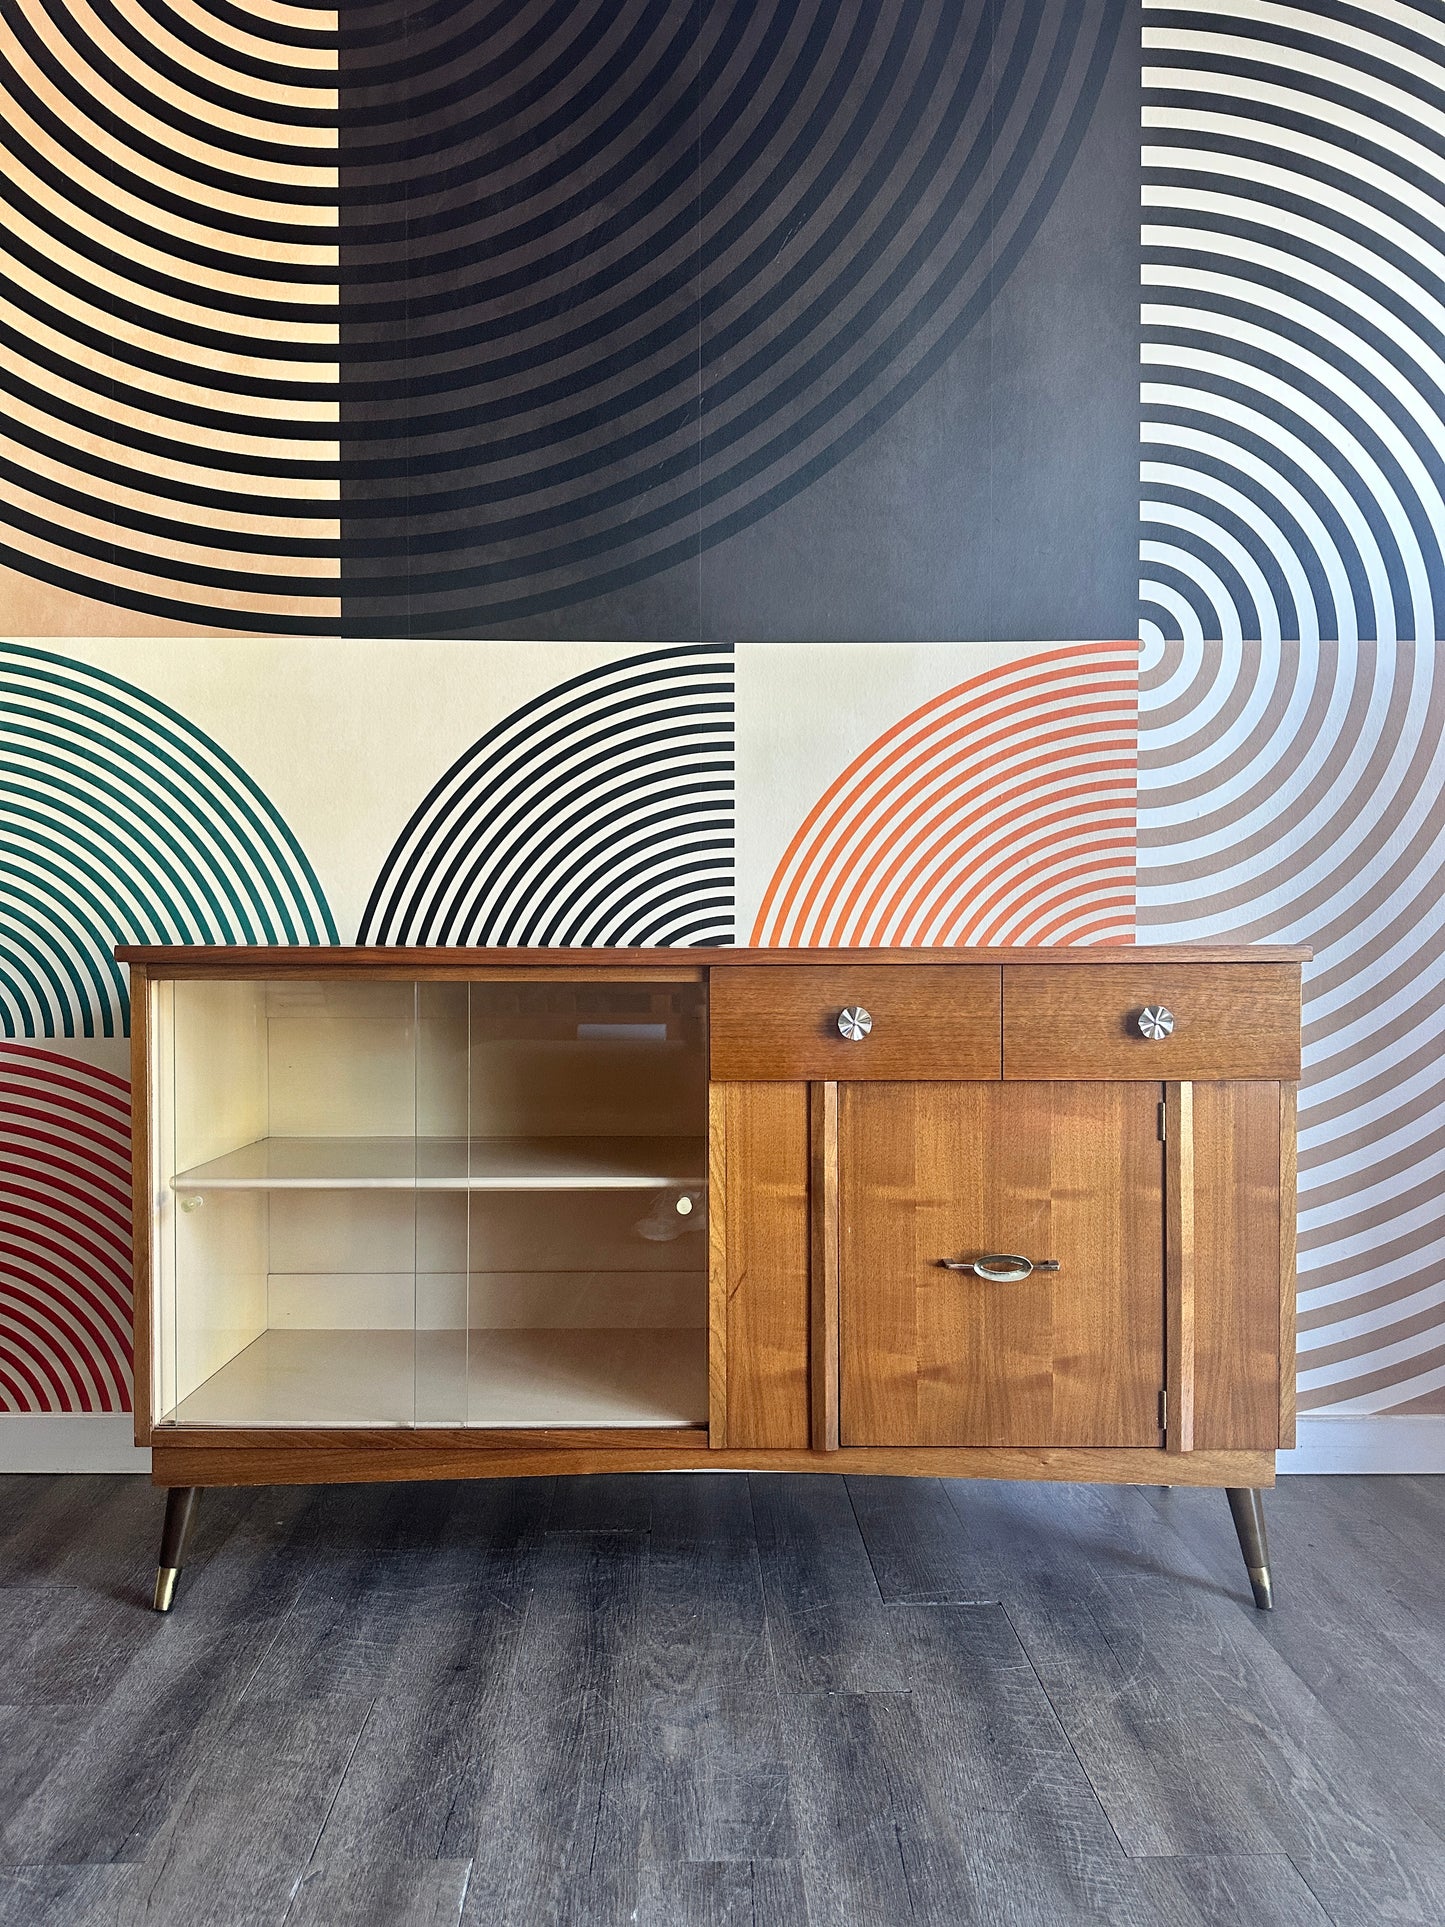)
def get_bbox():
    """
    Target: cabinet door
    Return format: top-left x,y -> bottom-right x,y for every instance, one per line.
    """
710,1081 -> 812,1448
839,1083 -> 1164,1447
